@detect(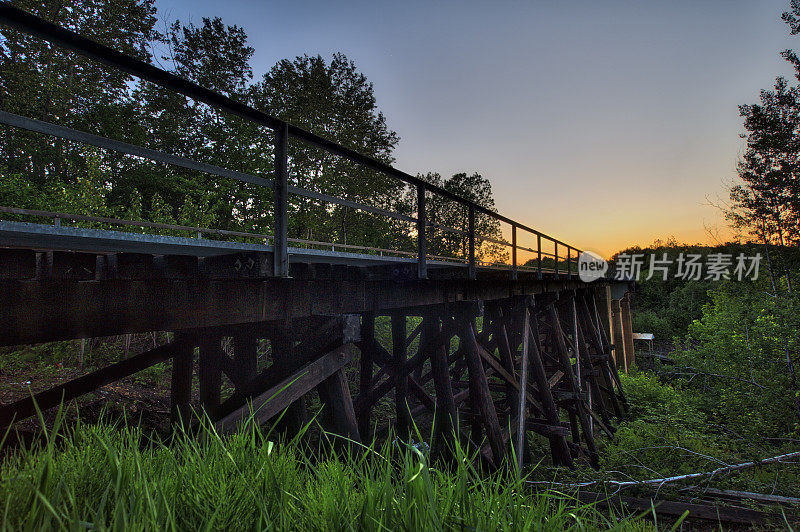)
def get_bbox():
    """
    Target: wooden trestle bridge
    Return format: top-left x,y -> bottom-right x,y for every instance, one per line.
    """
0,5 -> 636,470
